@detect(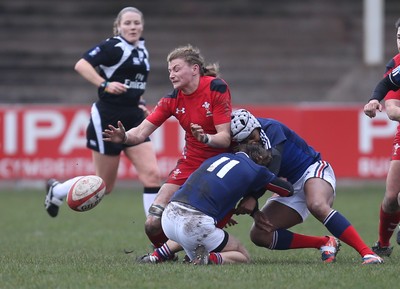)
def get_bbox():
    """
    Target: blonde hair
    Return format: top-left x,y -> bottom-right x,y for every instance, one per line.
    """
113,7 -> 144,36
167,44 -> 220,77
